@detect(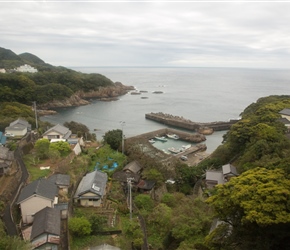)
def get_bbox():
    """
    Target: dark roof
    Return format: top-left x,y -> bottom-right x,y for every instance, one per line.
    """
279,108 -> 290,116
137,179 -> 156,190
48,174 -> 70,186
74,170 -> 108,198
222,164 -> 238,176
278,117 -> 290,125
42,124 -> 72,139
17,179 -> 58,204
30,207 -> 60,240
123,161 -> 142,174
112,171 -> 140,183
10,118 -> 31,129
0,147 -> 14,161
